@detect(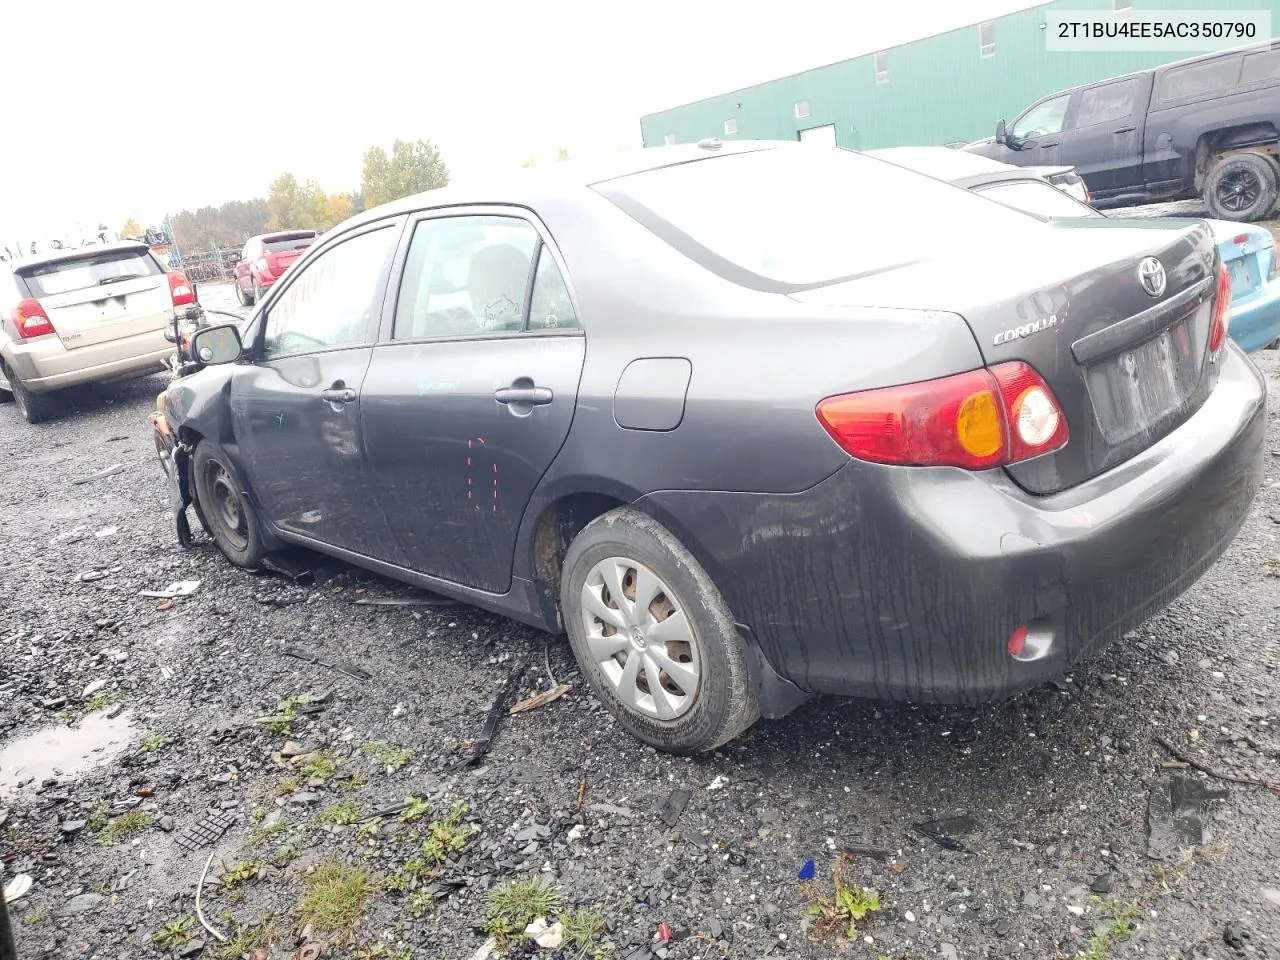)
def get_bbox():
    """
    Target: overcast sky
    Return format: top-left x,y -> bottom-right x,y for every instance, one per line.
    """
0,0 -> 1035,238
